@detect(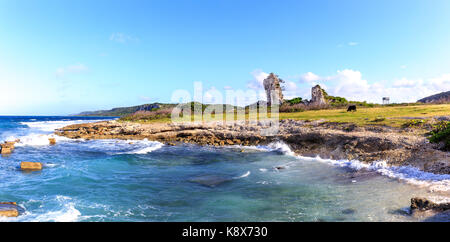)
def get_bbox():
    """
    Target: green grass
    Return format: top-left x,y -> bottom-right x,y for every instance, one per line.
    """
120,103 -> 450,128
279,104 -> 450,127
